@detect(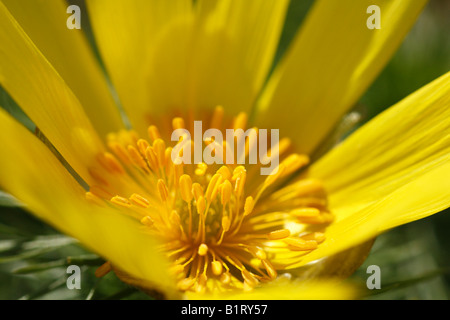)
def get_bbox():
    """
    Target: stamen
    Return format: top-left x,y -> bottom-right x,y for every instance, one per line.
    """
157,179 -> 169,203
241,269 -> 259,288
198,244 -> 209,256
192,183 -> 204,201
211,260 -> 223,276
99,152 -> 124,174
137,139 -> 150,155
233,112 -> 248,130
95,261 -> 112,278
262,260 -> 277,280
172,117 -> 185,130
144,146 -> 159,172
263,164 -> 285,188
128,145 -> 148,171
205,174 -> 223,203
179,175 -> 193,203
248,246 -> 267,260
85,191 -> 106,206
280,154 -> 310,176
217,165 -> 231,180
267,229 -> 291,240
195,162 -> 208,176
196,196 -> 206,216
220,272 -> 231,285
221,216 -> 231,232
300,232 -> 326,244
148,125 -> 161,141
140,216 -> 154,228
111,195 -> 132,208
220,180 -> 232,205
177,278 -> 196,291
100,109 -> 332,294
130,193 -> 150,208
210,106 -> 224,129
153,139 -> 166,169
283,237 -> 318,251
243,196 -> 255,216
